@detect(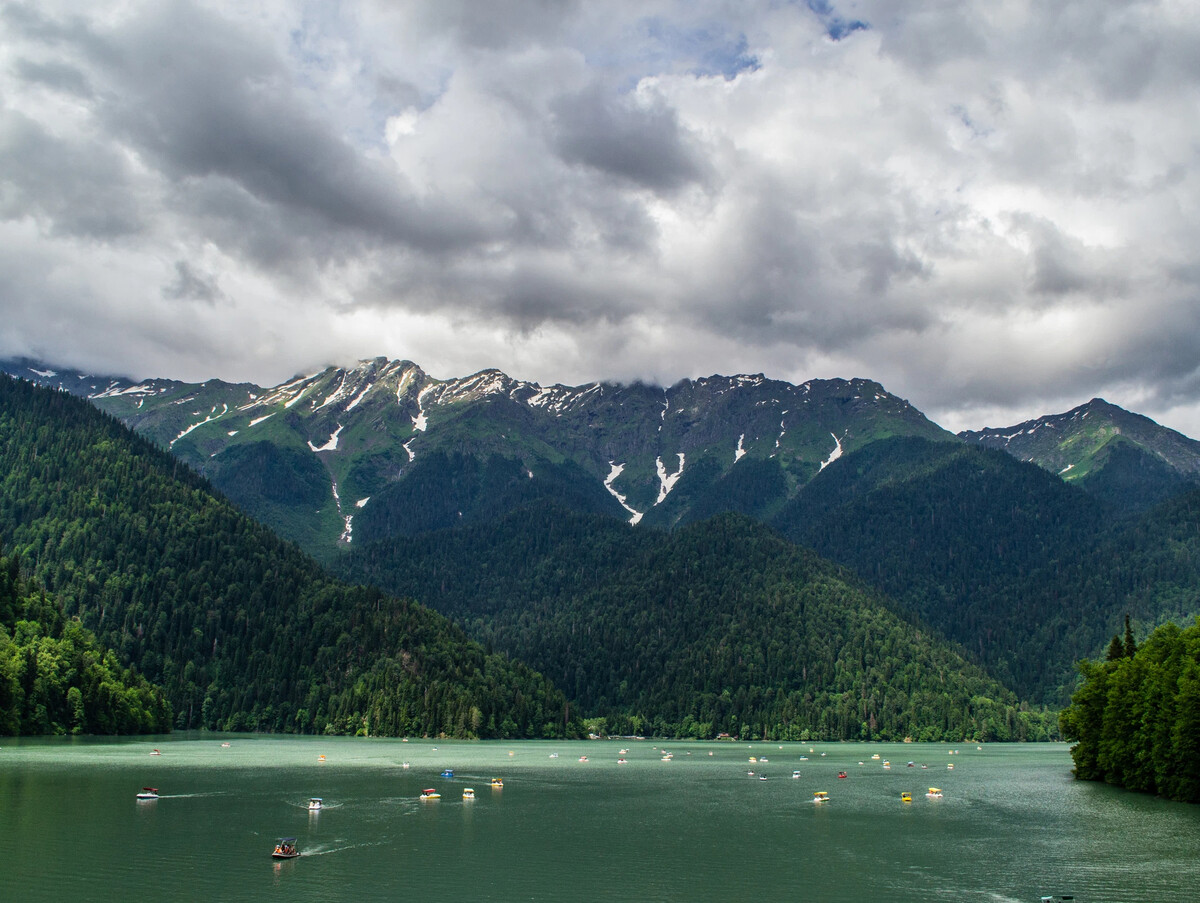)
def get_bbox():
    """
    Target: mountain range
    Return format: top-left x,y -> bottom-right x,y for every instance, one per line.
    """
5,356 -> 1200,719
5,357 -> 1198,558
